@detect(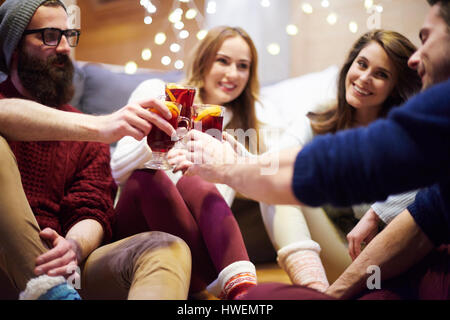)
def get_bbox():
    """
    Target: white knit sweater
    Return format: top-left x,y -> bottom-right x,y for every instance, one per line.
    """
110,79 -> 239,206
